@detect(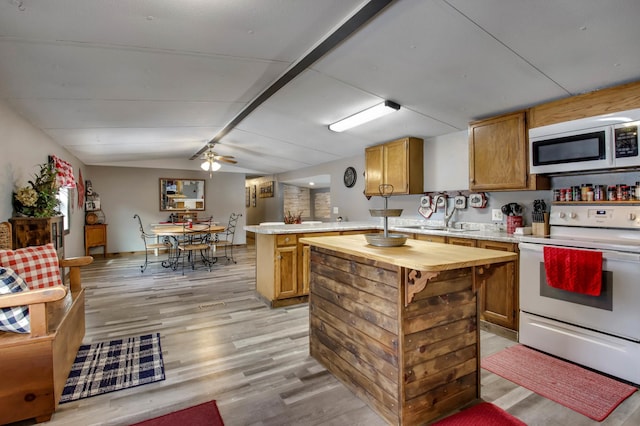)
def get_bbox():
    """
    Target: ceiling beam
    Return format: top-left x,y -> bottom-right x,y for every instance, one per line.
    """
191,0 -> 395,160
